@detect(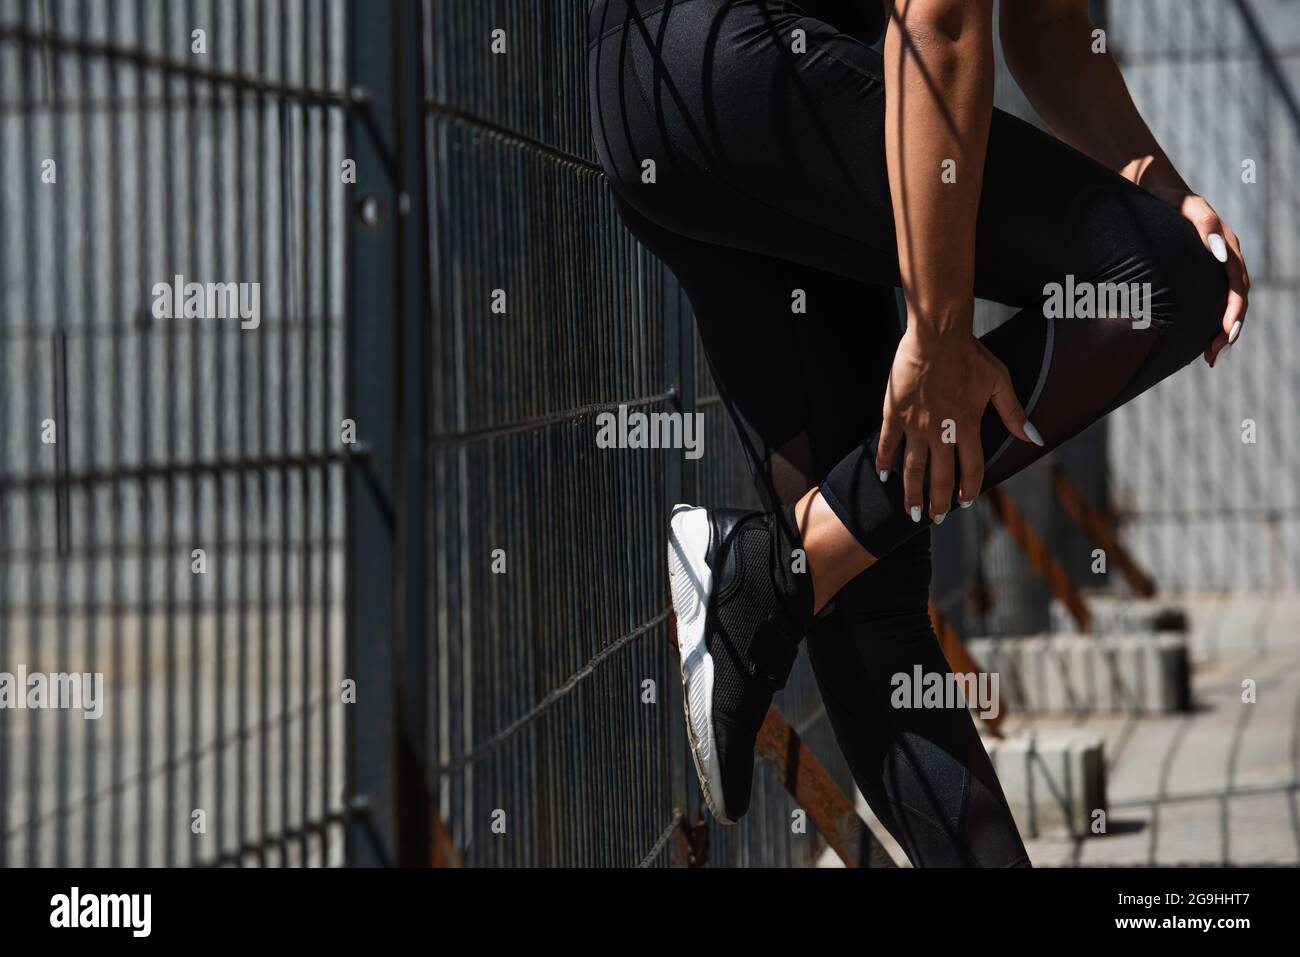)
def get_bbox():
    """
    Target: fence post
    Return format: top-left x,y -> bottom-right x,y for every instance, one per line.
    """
393,0 -> 434,868
345,0 -> 431,867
